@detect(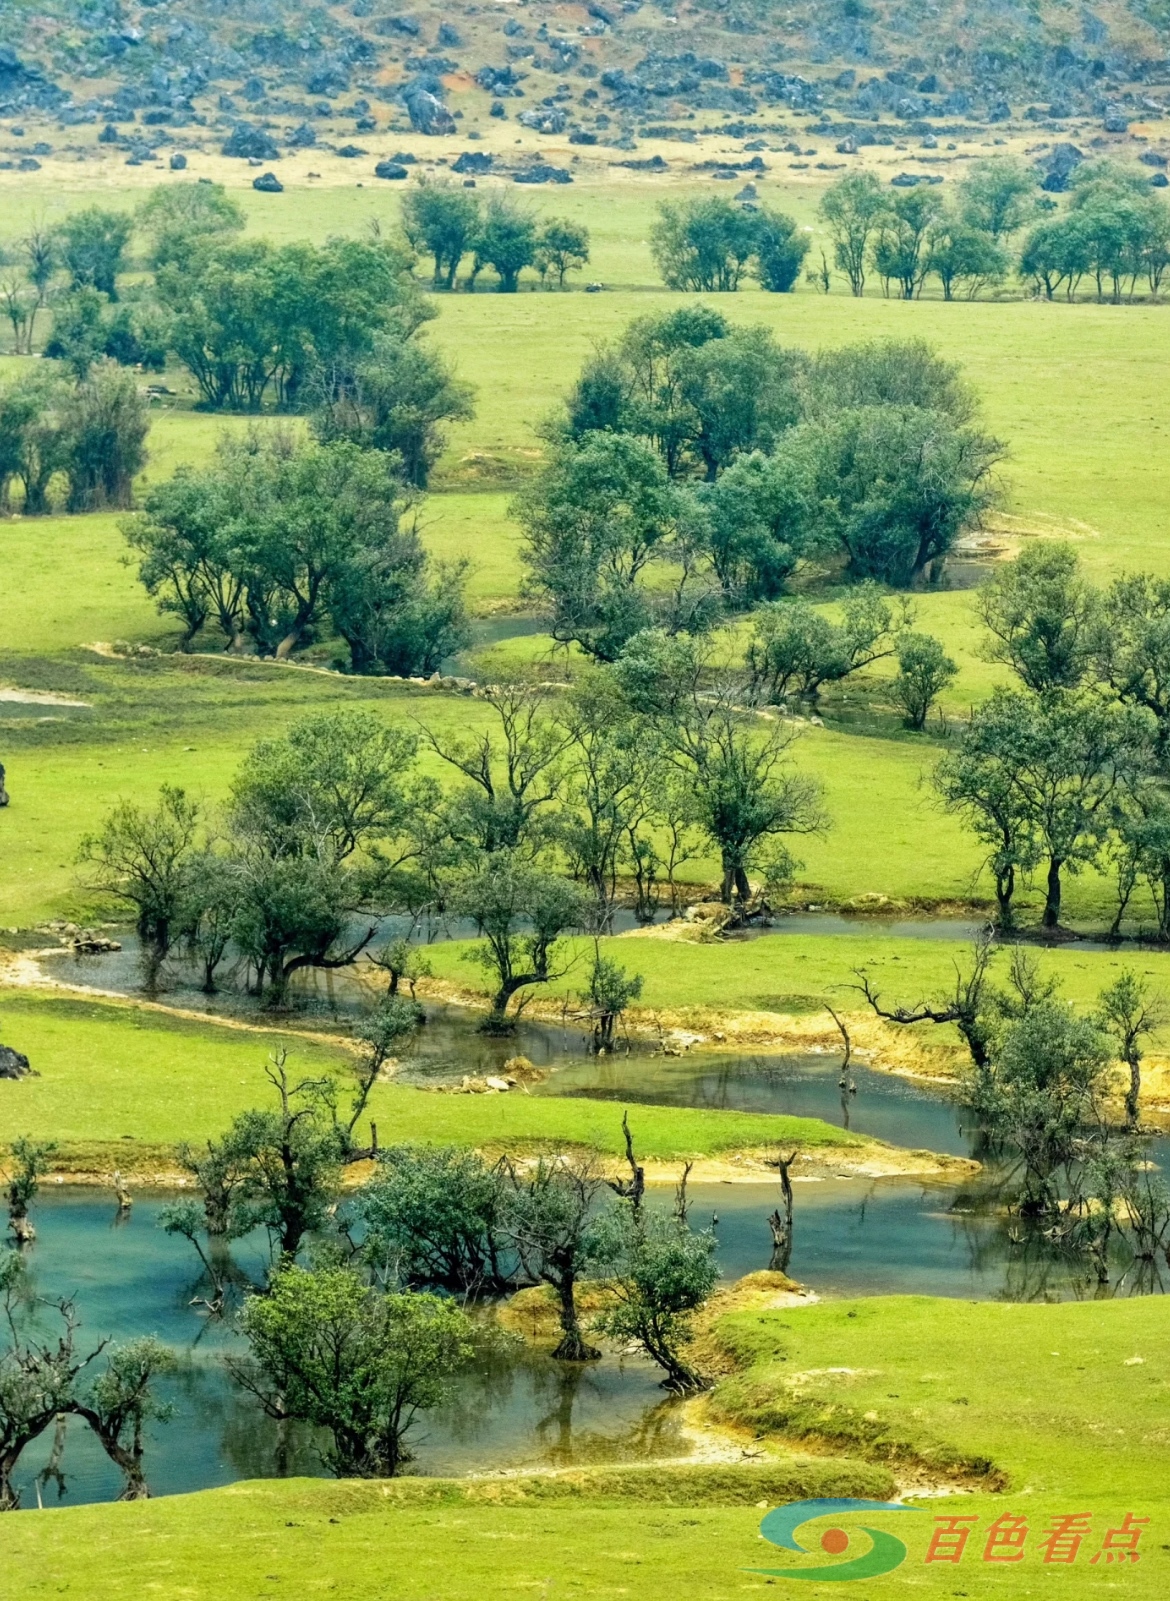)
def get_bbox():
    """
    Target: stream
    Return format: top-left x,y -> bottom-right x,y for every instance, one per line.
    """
10,930 -> 1170,1509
